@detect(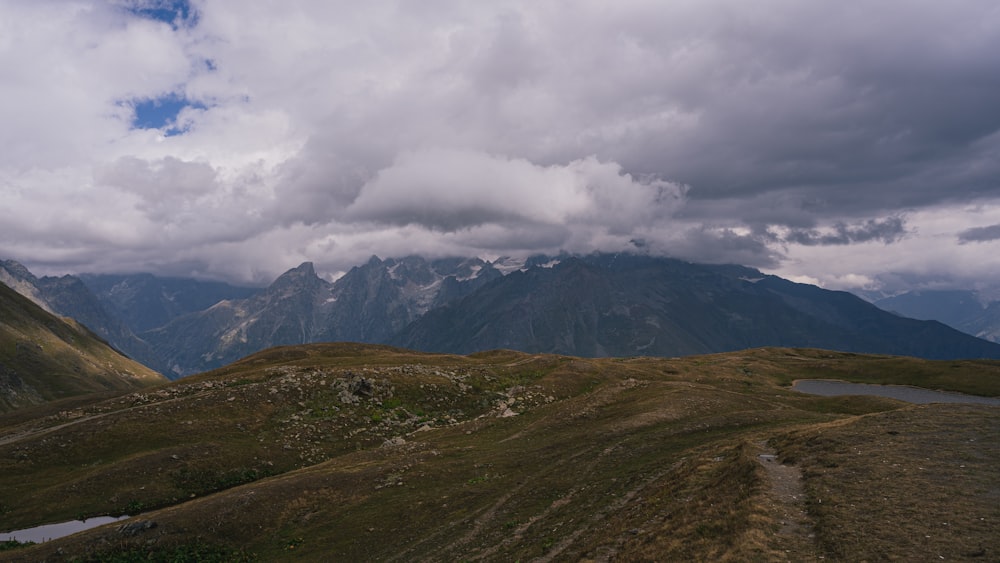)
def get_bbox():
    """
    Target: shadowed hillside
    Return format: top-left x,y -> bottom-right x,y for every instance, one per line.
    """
0,344 -> 996,561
